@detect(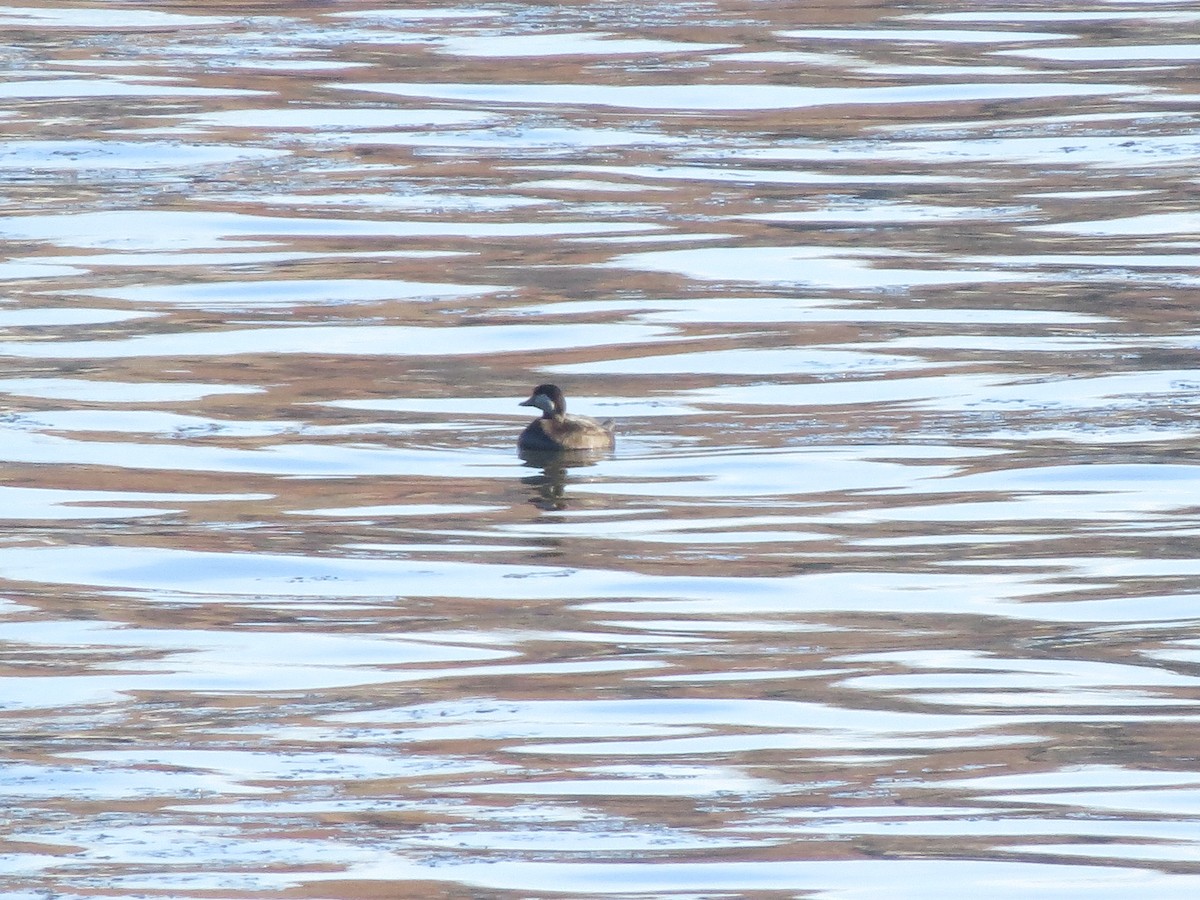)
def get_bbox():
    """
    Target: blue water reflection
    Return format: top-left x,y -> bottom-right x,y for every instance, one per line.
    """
2,0 -> 1200,898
